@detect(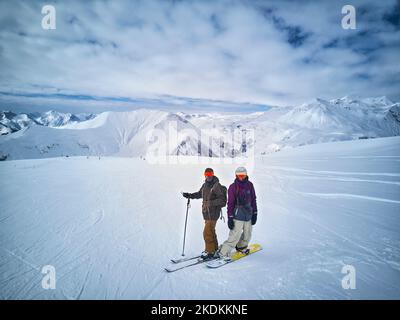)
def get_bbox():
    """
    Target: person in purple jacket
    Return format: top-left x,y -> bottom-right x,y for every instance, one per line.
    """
217,166 -> 258,259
